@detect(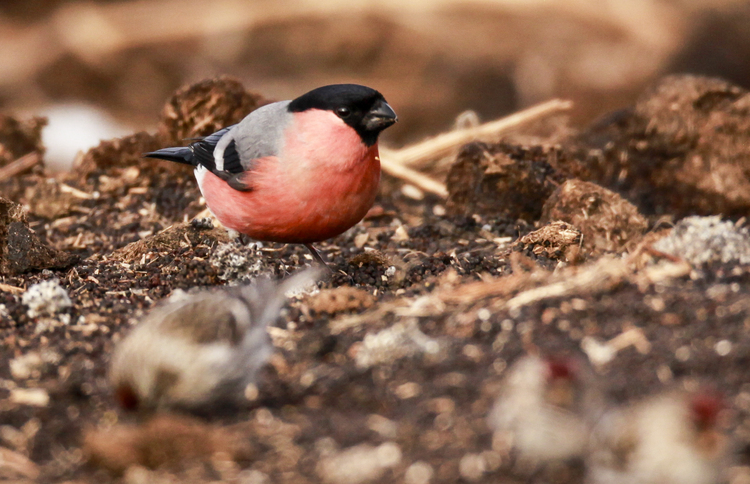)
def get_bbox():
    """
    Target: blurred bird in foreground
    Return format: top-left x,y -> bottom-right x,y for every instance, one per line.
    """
488,354 -> 606,469
110,269 -> 319,411
145,84 -> 397,266
586,387 -> 728,484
